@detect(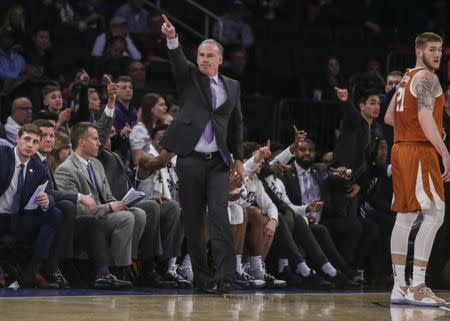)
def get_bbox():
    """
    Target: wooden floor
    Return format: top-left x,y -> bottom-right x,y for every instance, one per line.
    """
0,291 -> 449,321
